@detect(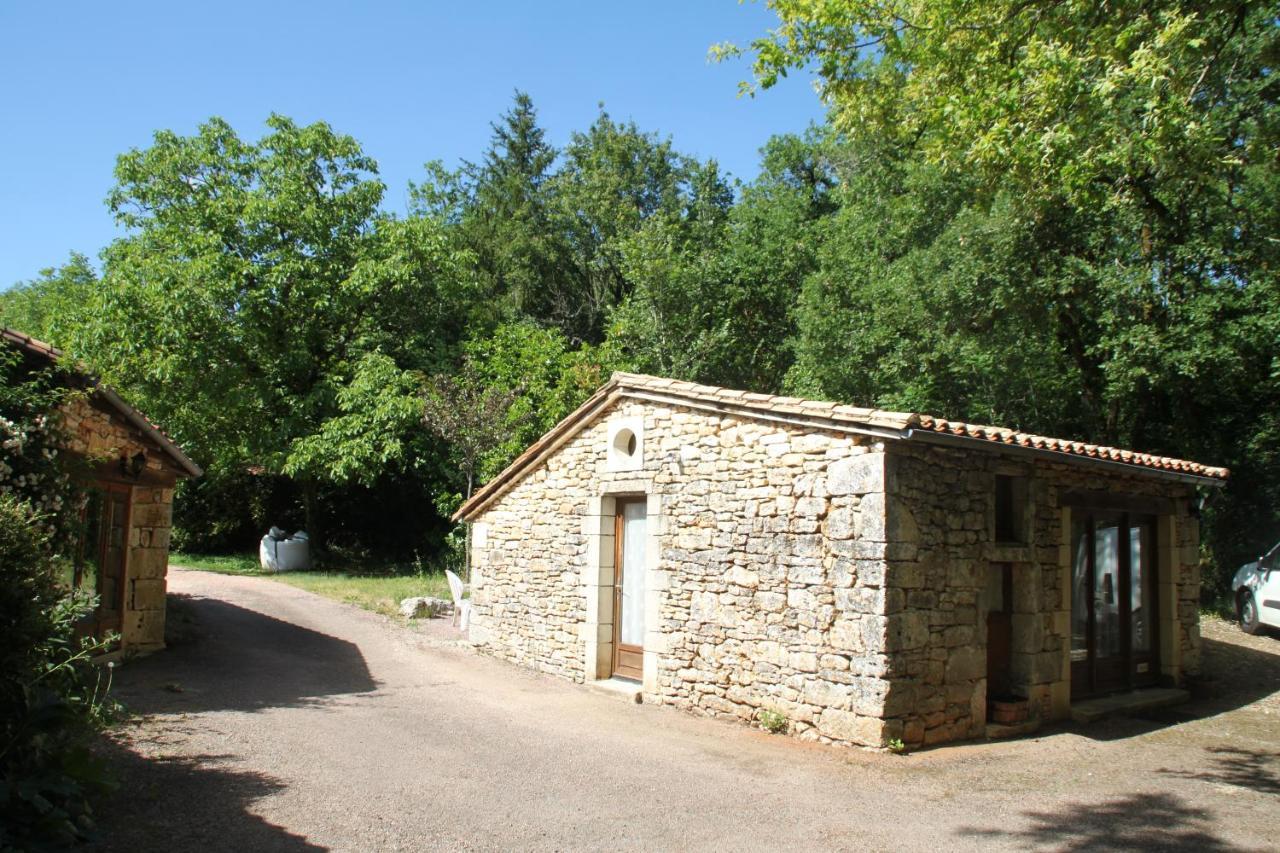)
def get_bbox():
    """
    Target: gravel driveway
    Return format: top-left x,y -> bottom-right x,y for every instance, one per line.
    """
92,569 -> 1279,852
